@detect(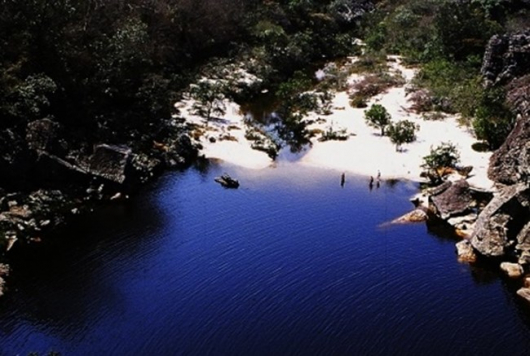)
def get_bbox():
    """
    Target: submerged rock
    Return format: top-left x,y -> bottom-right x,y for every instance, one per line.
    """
390,208 -> 428,224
